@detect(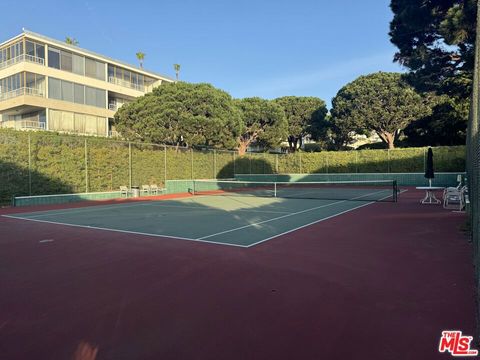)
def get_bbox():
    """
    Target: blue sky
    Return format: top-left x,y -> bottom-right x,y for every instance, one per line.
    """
2,0 -> 404,108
